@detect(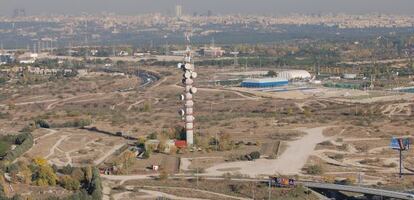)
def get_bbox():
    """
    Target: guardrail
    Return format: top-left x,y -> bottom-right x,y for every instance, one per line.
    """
300,181 -> 414,200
